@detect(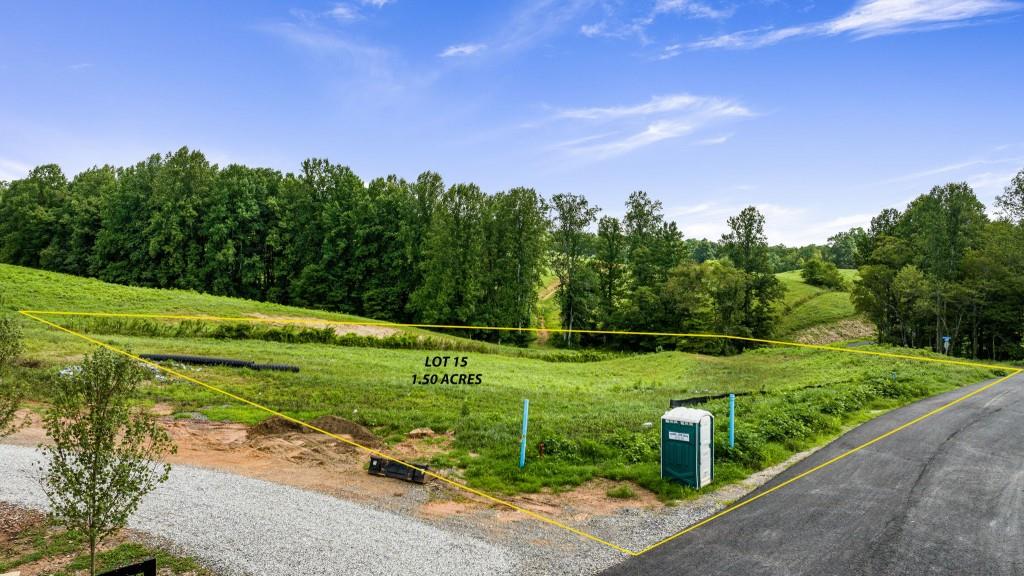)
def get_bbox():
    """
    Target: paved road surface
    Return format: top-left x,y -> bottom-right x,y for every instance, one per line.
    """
603,372 -> 1024,576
